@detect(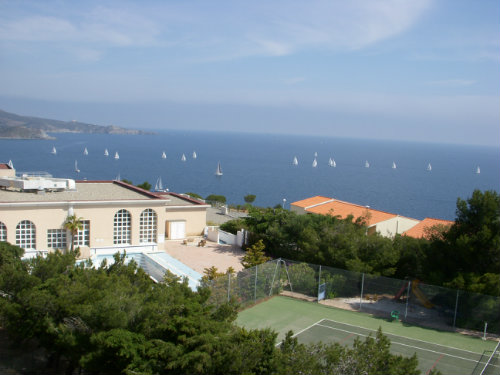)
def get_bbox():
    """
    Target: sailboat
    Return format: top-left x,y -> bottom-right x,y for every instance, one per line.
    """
314,152 -> 318,157
292,156 -> 298,166
365,160 -> 370,168
75,160 -> 80,173
312,158 -> 318,168
181,154 -> 186,162
427,163 -> 432,171
104,149 -> 109,156
192,151 -> 197,159
154,177 -> 168,192
114,152 -> 119,160
83,147 -> 88,156
161,151 -> 166,159
51,147 -> 57,155
215,162 -> 223,176
392,161 -> 397,169
476,166 -> 480,174
115,173 -> 121,181
328,158 -> 336,167
8,160 -> 14,169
